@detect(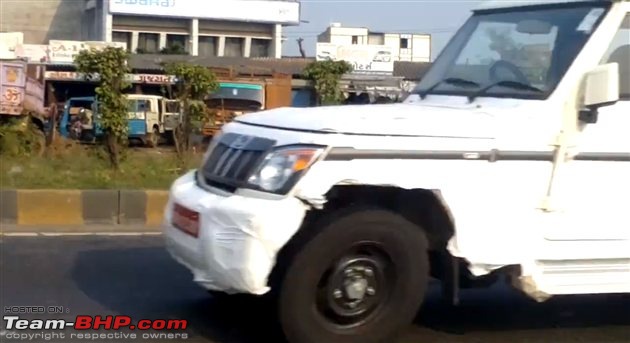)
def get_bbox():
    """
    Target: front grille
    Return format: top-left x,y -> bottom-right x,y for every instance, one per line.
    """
200,133 -> 276,192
